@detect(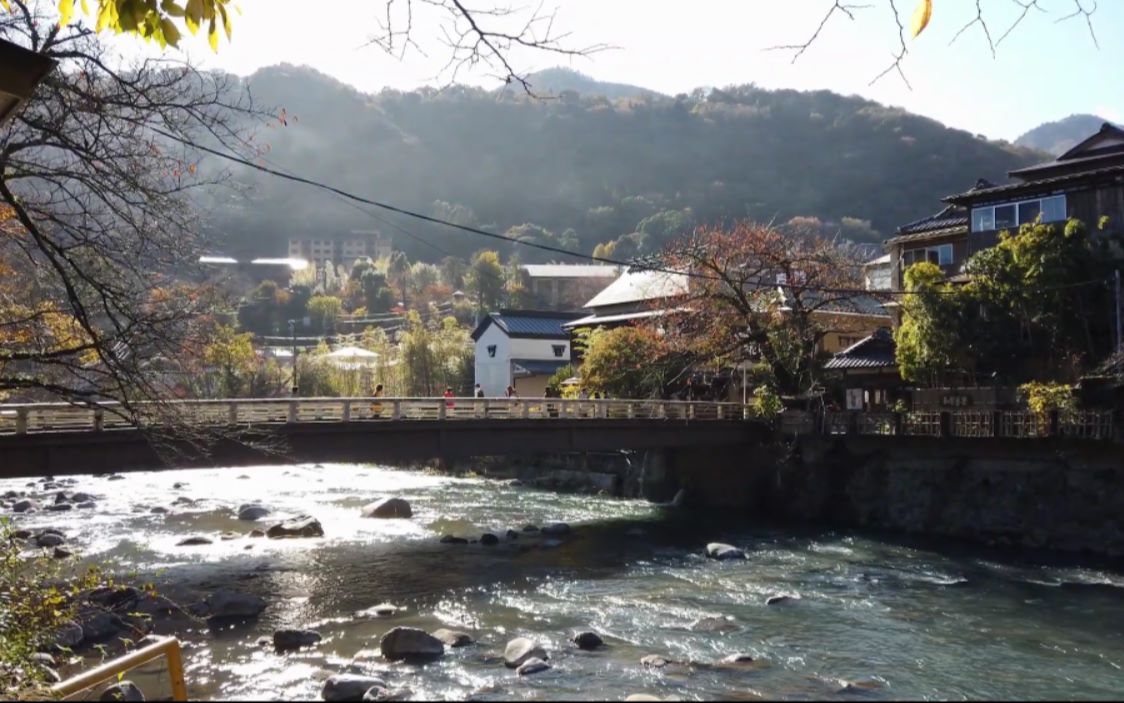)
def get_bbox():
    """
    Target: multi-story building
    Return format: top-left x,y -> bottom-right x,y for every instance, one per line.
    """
518,264 -> 621,310
287,230 -> 393,269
